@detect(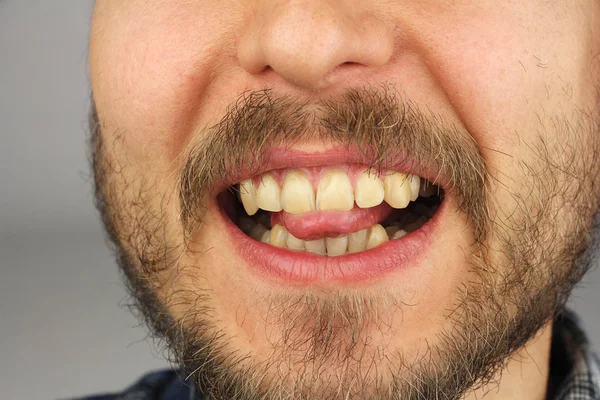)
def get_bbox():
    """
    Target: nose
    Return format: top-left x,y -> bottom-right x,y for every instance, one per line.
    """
237,0 -> 395,90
